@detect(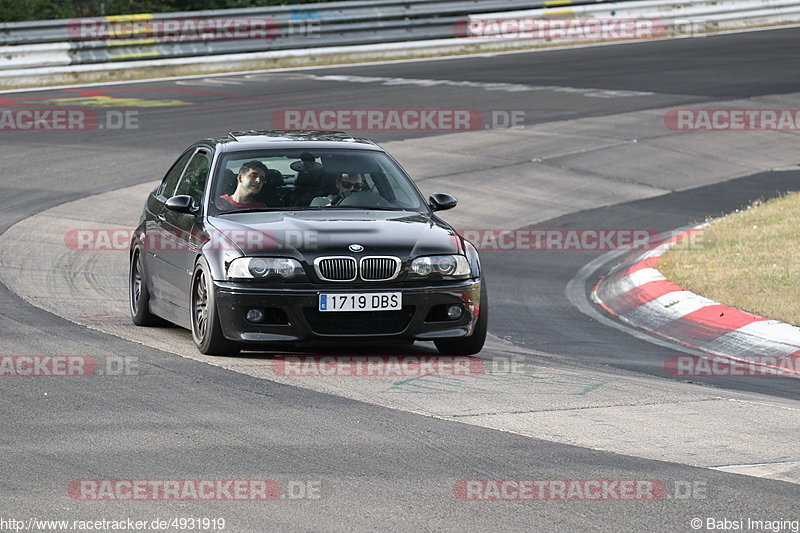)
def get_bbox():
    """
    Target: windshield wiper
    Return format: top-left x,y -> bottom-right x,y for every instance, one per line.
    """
323,205 -> 406,211
219,207 -> 286,214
